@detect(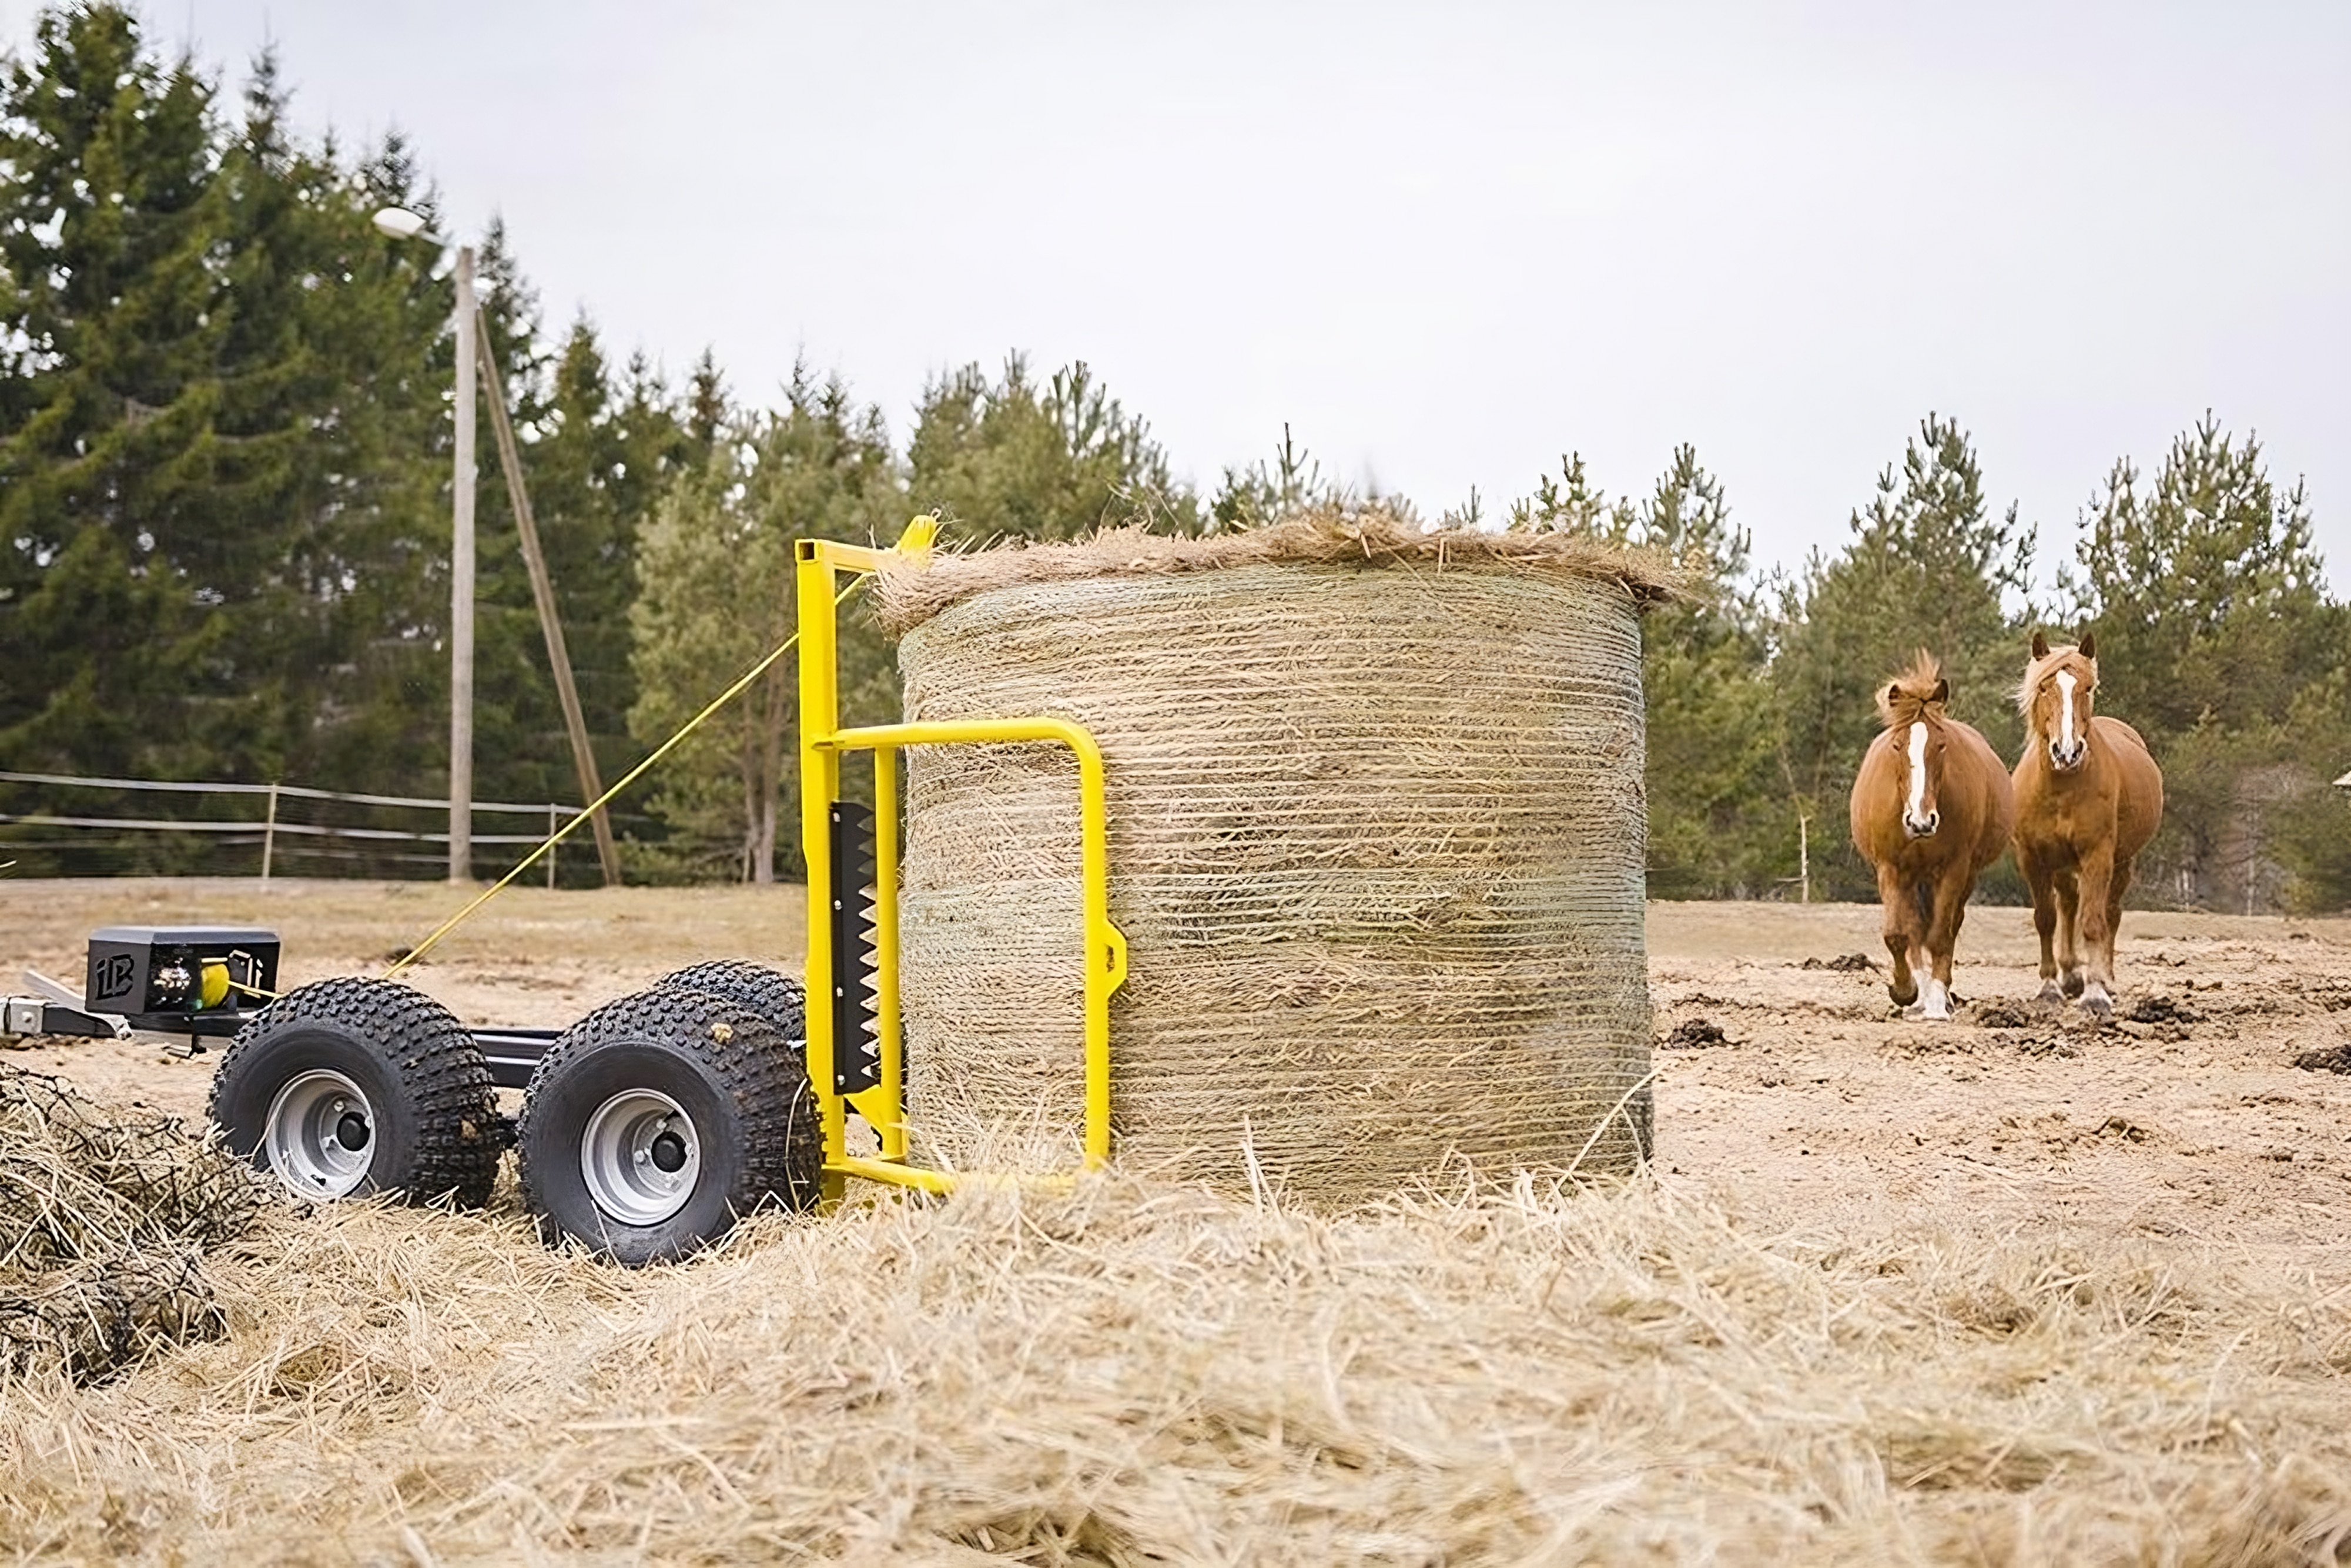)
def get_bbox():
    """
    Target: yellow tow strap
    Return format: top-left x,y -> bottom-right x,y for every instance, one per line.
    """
384,574 -> 869,980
